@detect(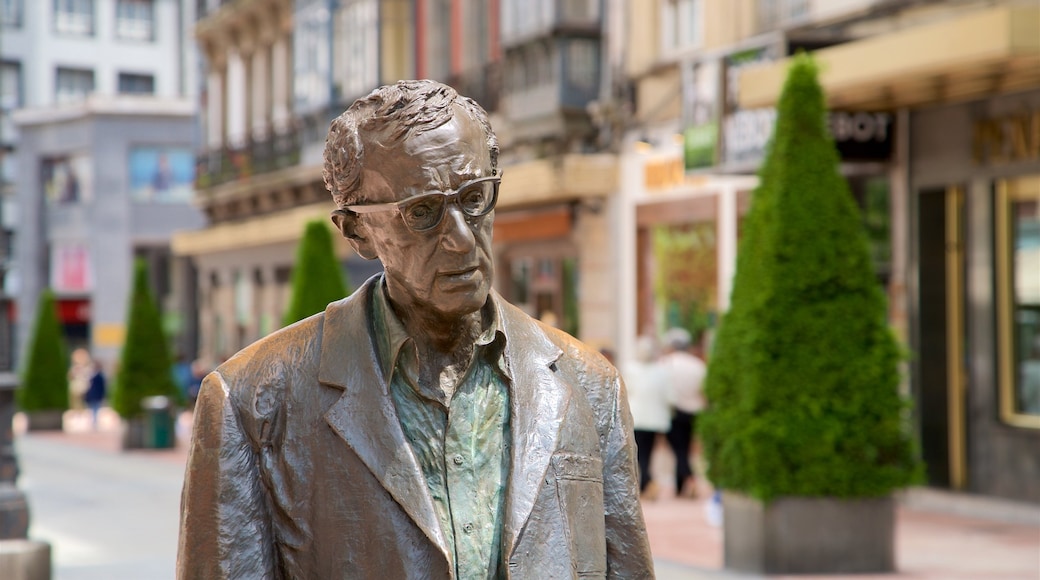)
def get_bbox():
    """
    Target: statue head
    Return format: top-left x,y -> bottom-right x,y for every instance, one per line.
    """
324,80 -> 501,321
